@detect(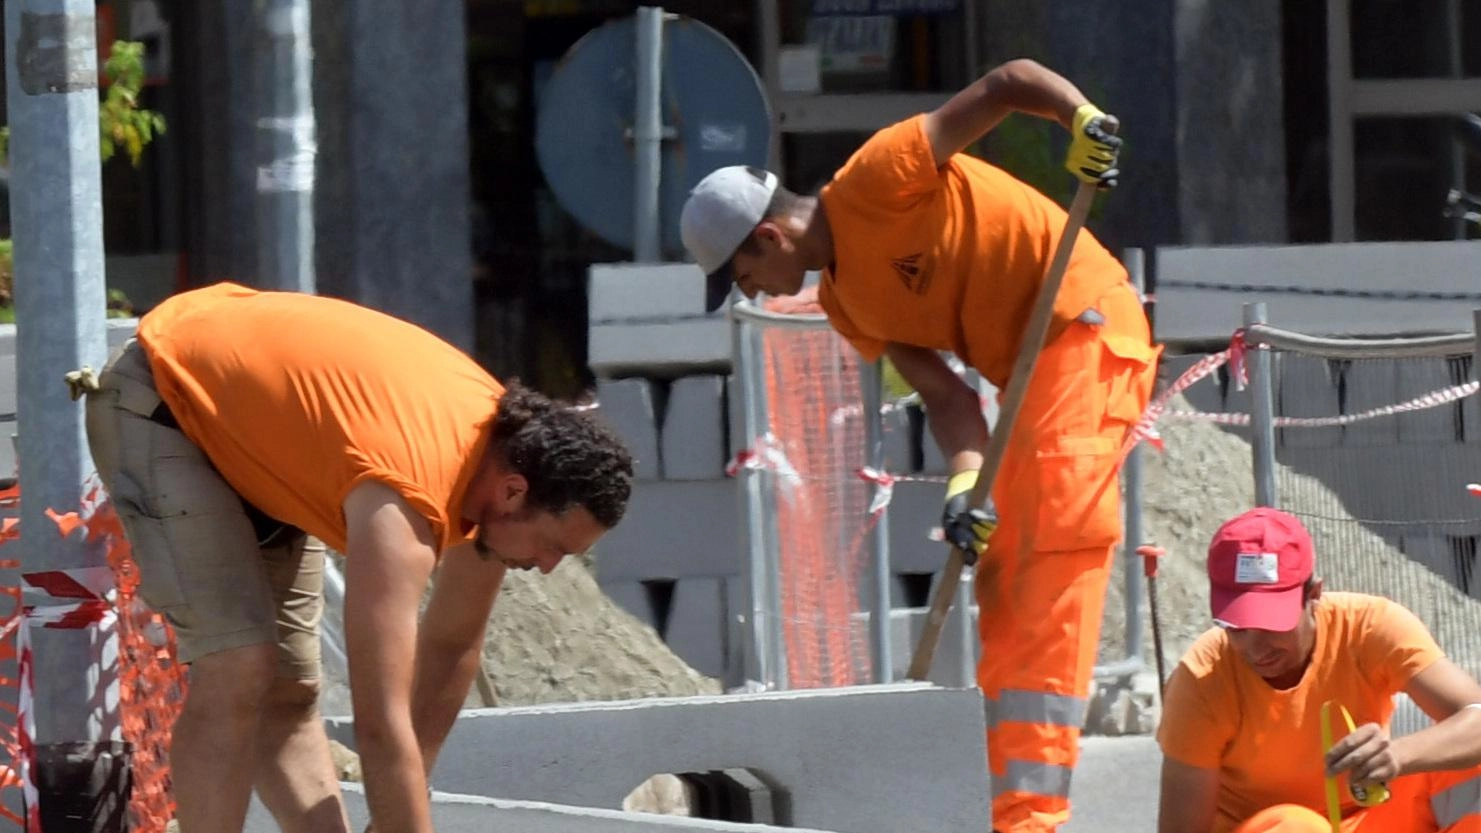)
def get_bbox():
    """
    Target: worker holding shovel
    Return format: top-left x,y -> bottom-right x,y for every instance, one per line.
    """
1157,507 -> 1481,833
679,58 -> 1159,833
